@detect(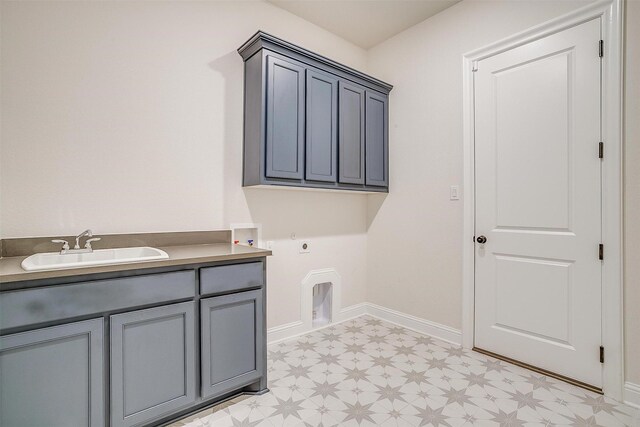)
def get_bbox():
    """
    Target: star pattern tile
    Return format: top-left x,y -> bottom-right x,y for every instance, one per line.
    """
171,316 -> 639,427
